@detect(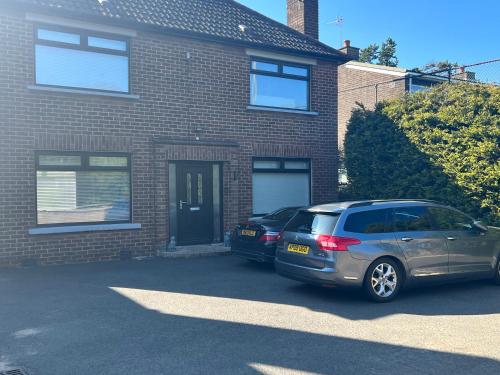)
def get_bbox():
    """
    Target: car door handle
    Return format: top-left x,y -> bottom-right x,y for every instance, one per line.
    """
447,237 -> 457,241
401,237 -> 413,242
